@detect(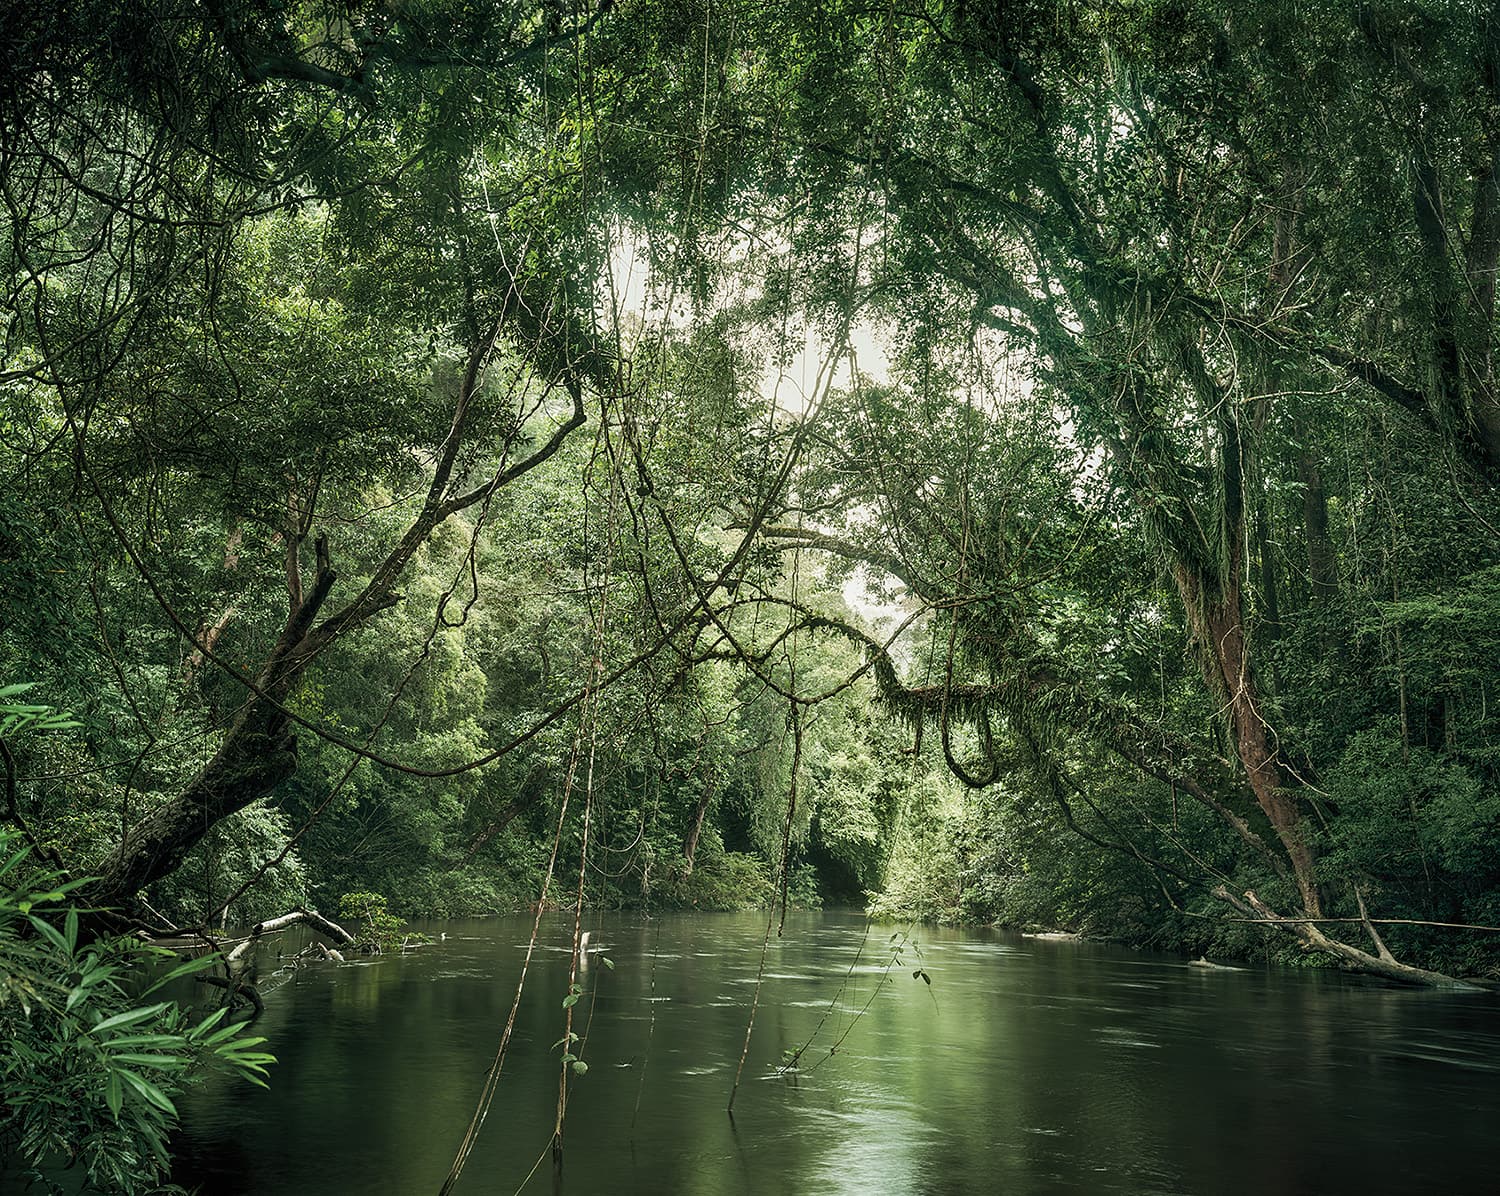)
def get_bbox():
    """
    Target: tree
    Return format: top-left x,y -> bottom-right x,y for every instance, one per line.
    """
599,0 -> 1500,981
2,0 -> 615,920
